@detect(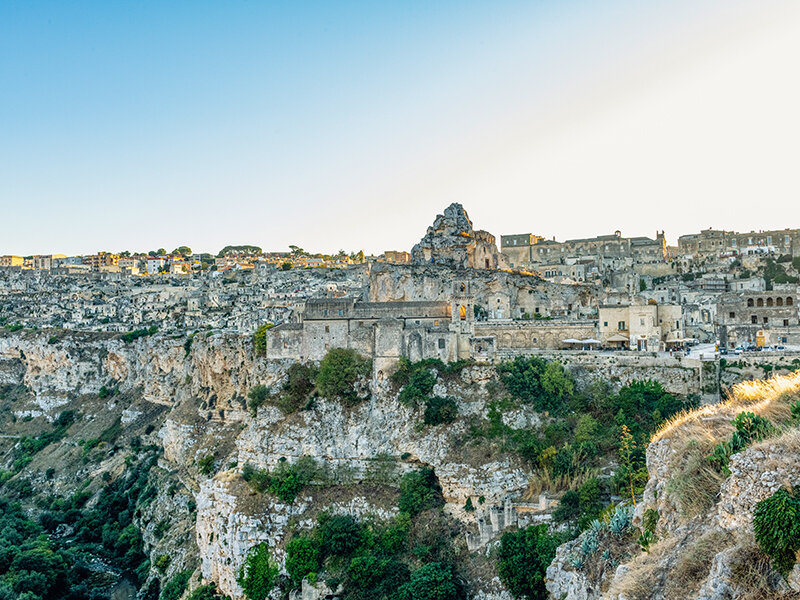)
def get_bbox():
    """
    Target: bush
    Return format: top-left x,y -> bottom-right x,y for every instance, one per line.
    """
707,412 -> 775,473
197,454 -> 216,476
188,583 -> 230,600
398,367 -> 437,407
497,356 -> 573,412
398,562 -> 463,600
497,524 -> 559,600
348,556 -> 410,600
316,348 -> 370,405
398,468 -> 443,516
285,535 -> 319,586
247,385 -> 269,415
160,569 -> 192,600
253,324 -> 274,356
319,514 -> 363,558
241,457 -> 320,503
753,487 -> 800,576
423,397 -> 458,425
237,543 -> 279,600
